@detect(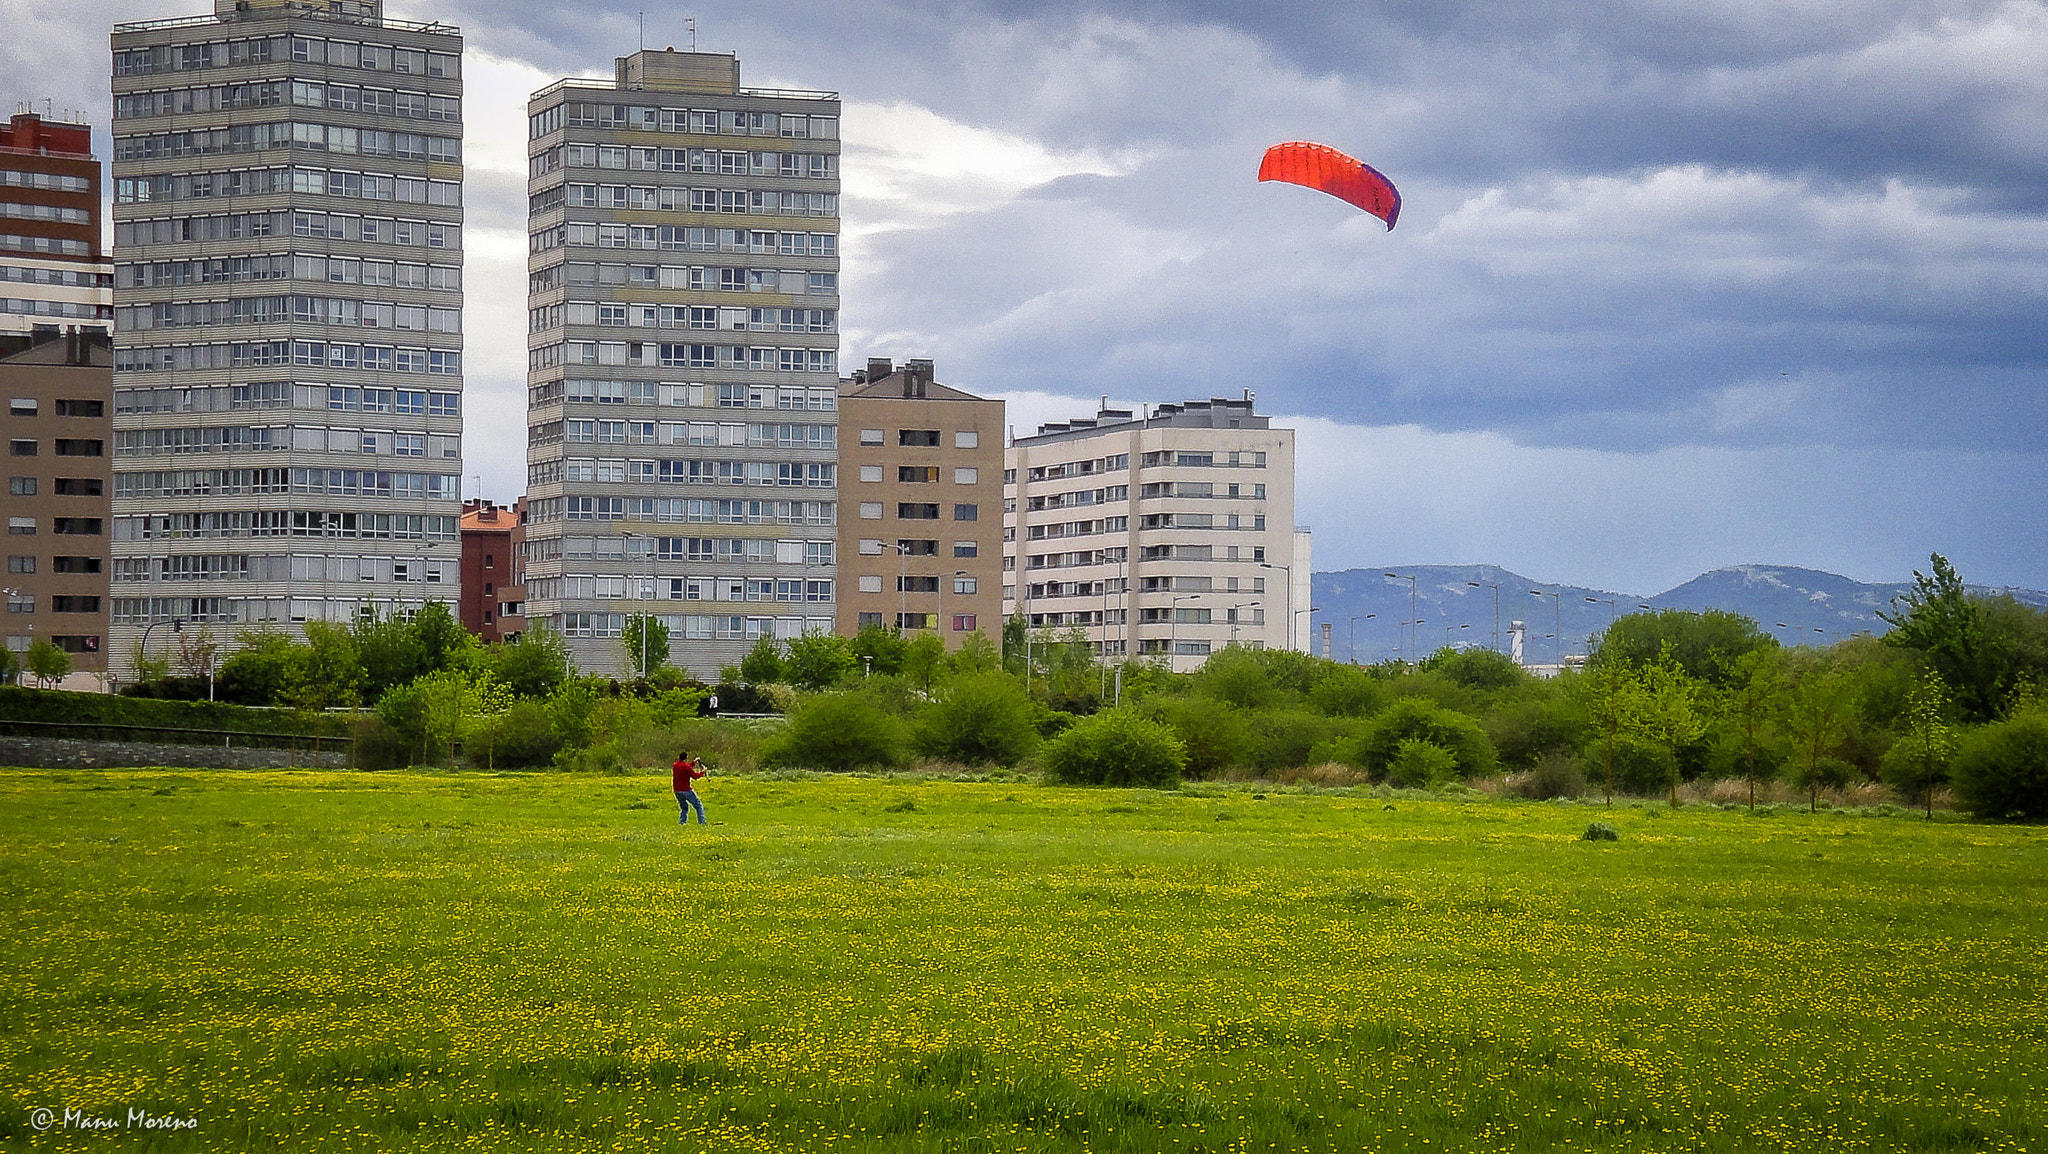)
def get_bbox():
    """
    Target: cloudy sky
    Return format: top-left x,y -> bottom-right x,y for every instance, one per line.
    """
10,0 -> 2046,594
